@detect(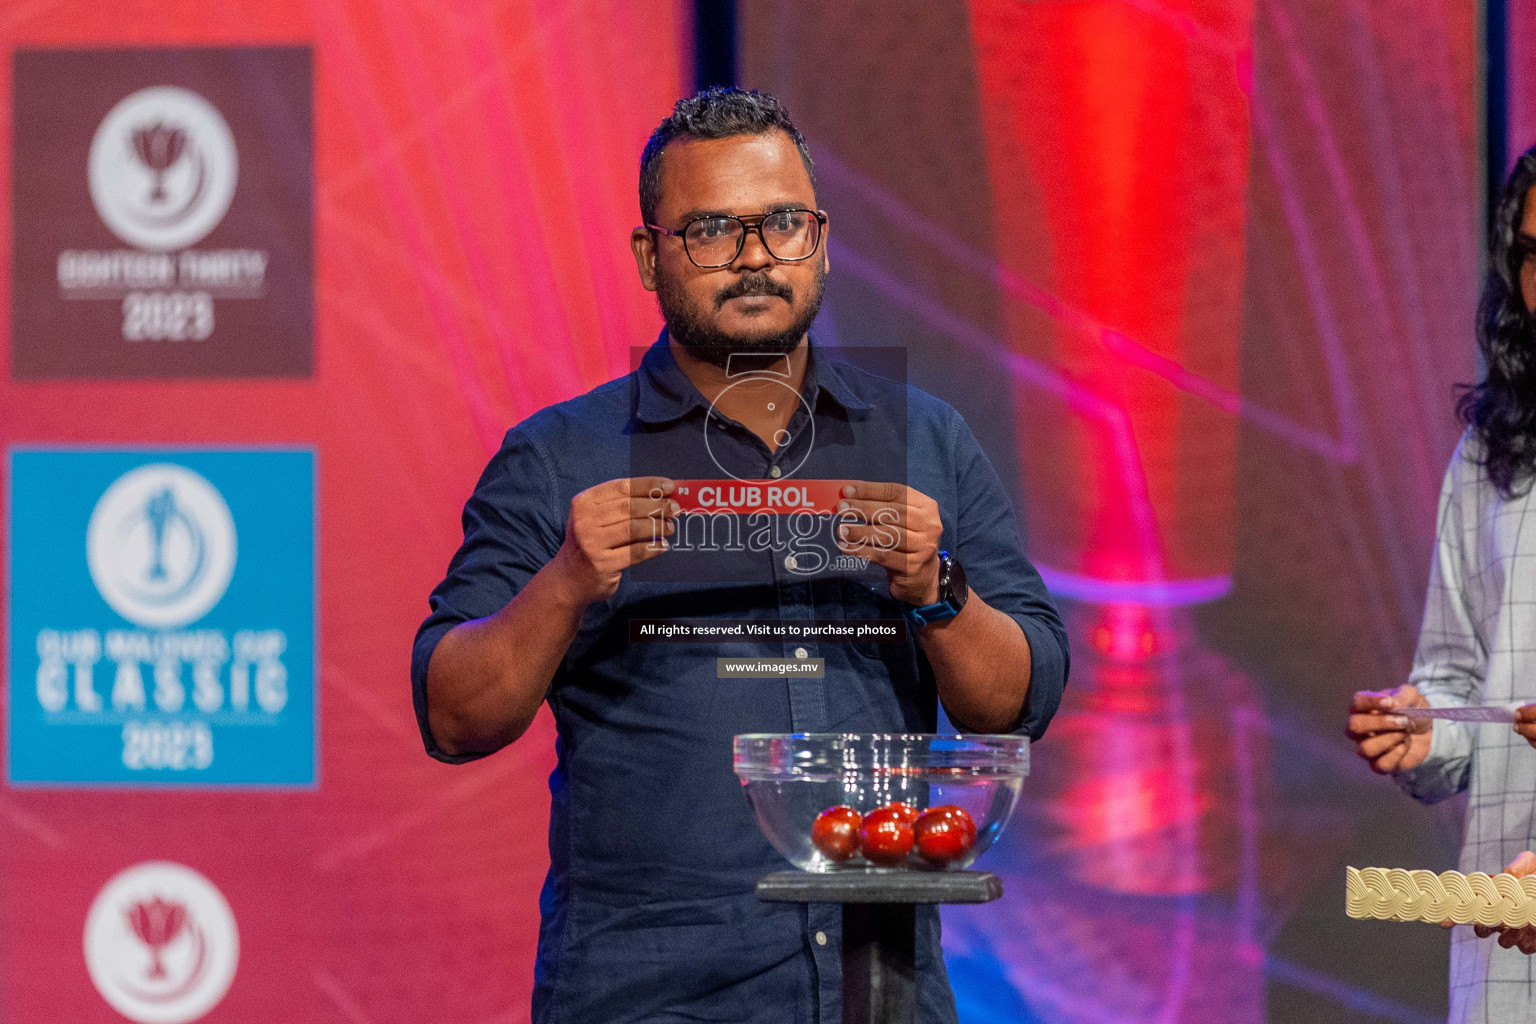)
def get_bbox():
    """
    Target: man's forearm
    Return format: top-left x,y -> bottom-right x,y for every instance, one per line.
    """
917,594 -> 1032,733
426,553 -> 589,756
